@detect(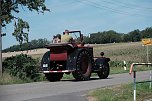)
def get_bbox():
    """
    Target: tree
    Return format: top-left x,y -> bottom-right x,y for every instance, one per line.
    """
1,0 -> 49,44
0,0 -> 49,74
122,34 -> 131,42
89,30 -> 122,44
141,27 -> 152,38
128,29 -> 141,42
83,36 -> 90,44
